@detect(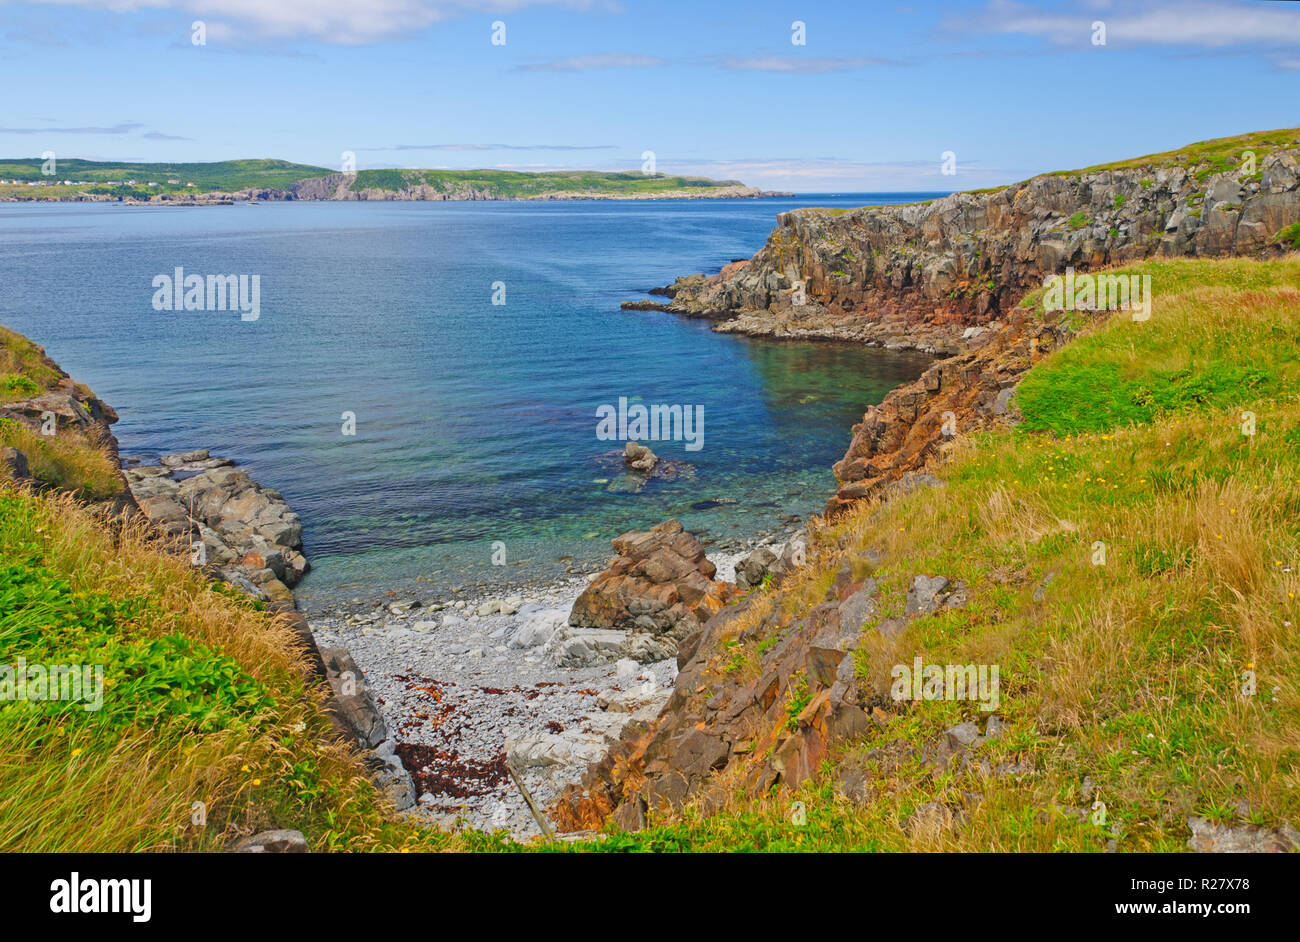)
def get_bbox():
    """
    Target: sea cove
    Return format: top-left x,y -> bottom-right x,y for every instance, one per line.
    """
0,195 -> 935,608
